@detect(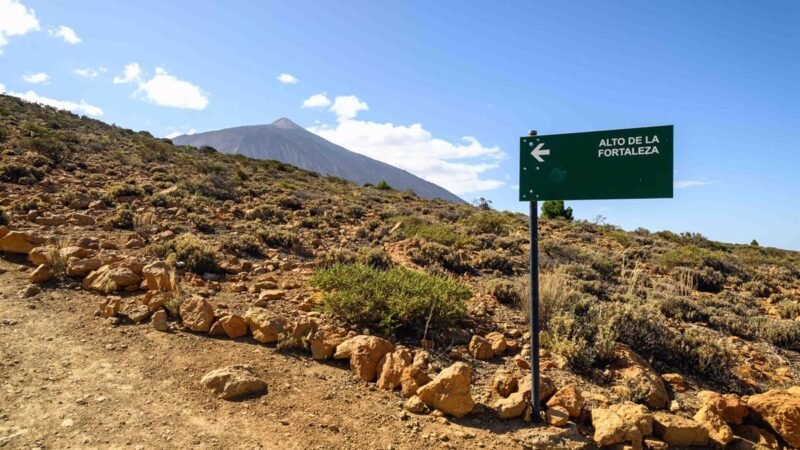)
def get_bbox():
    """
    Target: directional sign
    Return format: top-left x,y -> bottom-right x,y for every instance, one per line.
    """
519,125 -> 673,201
